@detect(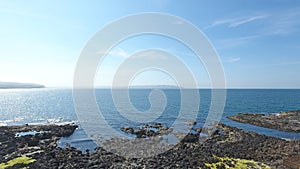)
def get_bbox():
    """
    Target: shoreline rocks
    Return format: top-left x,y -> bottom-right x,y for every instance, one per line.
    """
0,124 -> 82,168
0,122 -> 299,168
227,110 -> 300,132
186,120 -> 197,126
120,123 -> 172,138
